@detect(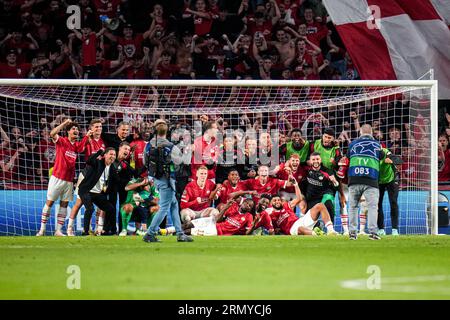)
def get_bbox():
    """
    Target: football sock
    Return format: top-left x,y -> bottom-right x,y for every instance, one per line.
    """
359,213 -> 367,232
40,204 -> 51,232
120,208 -> 131,230
325,221 -> 335,232
341,214 -> 349,233
97,216 -> 104,233
68,218 -> 74,228
56,207 -> 67,232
